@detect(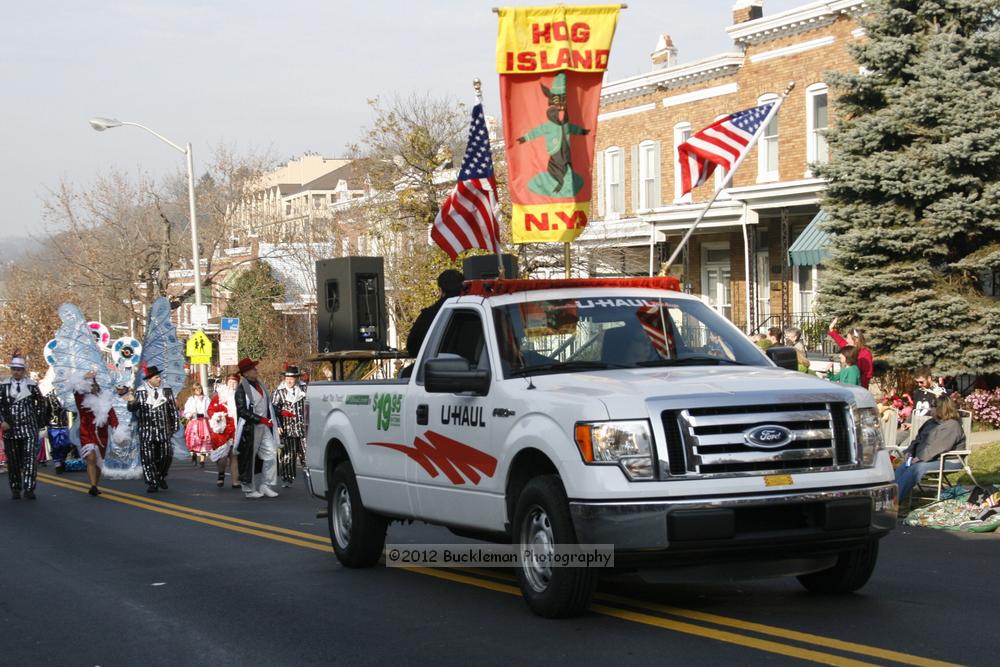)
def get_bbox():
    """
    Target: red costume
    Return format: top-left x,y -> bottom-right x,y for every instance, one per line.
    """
207,396 -> 235,459
75,391 -> 120,463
